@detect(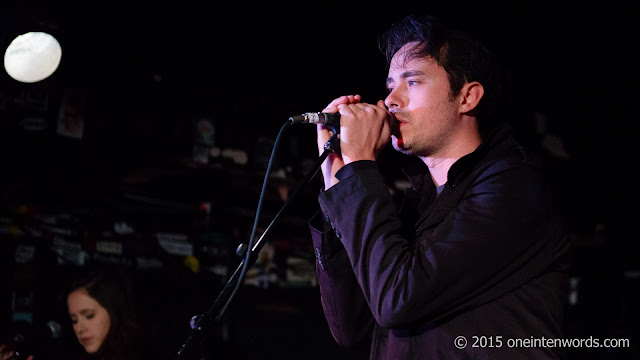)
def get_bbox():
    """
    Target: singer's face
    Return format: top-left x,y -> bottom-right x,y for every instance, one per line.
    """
385,42 -> 461,157
68,288 -> 111,354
